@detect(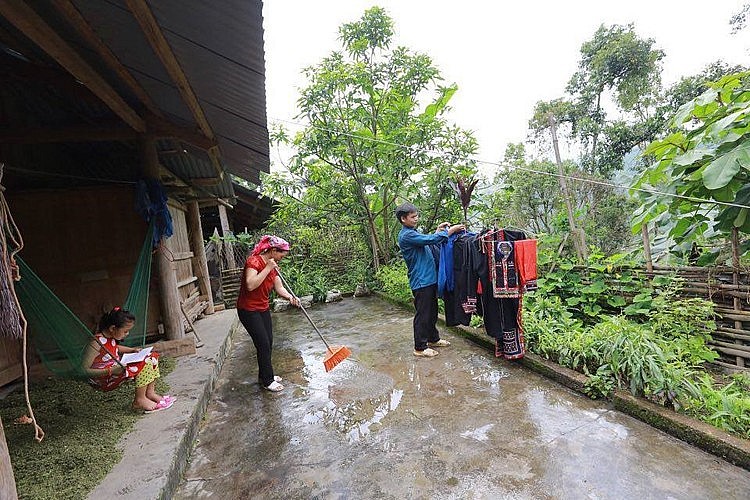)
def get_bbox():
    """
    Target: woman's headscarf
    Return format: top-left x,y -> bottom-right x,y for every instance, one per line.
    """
251,235 -> 291,256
